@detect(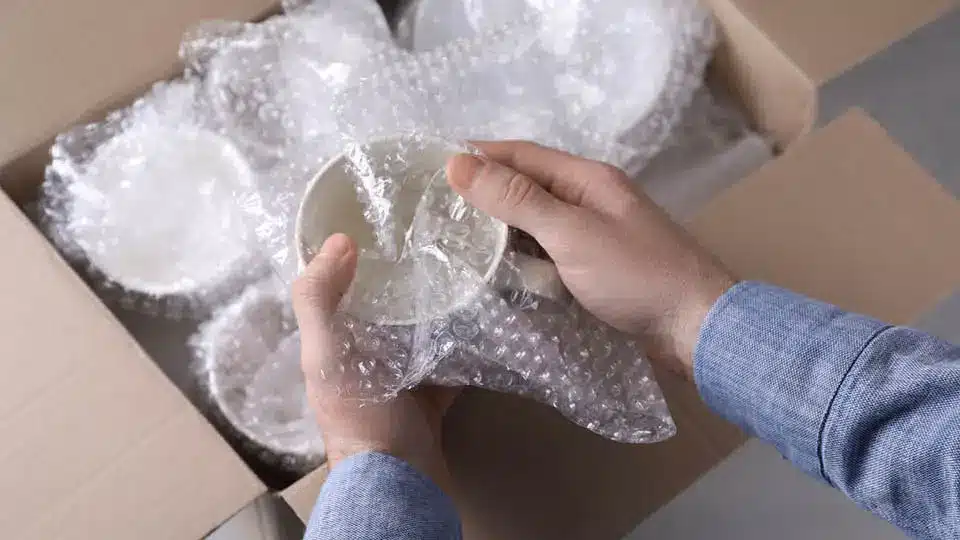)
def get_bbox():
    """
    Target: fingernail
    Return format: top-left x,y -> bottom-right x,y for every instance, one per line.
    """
319,233 -> 353,261
447,154 -> 484,189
